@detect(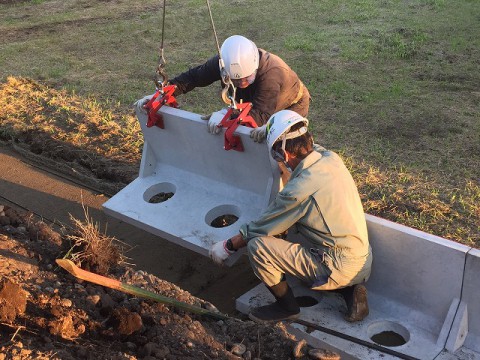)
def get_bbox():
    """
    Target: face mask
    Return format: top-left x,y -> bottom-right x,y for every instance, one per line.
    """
270,148 -> 285,162
246,71 -> 257,85
232,71 -> 257,88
